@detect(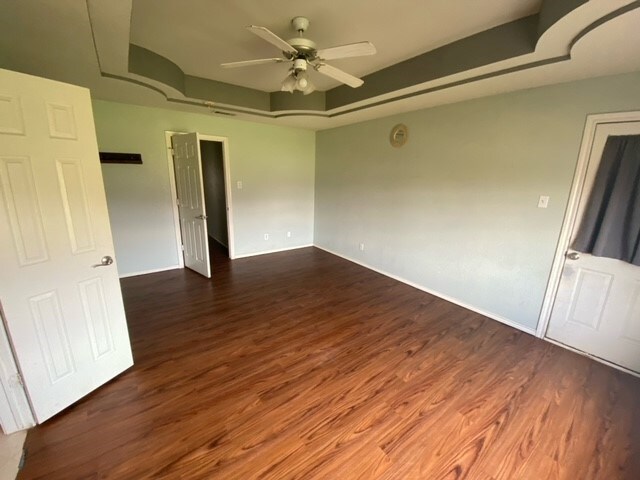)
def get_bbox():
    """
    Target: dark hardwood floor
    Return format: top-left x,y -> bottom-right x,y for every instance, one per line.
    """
19,244 -> 640,479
